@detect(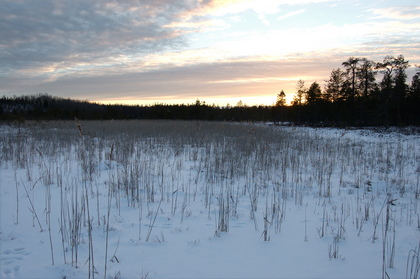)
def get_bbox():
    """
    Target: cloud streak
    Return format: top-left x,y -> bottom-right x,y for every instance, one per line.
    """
277,9 -> 306,20
369,6 -> 420,20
